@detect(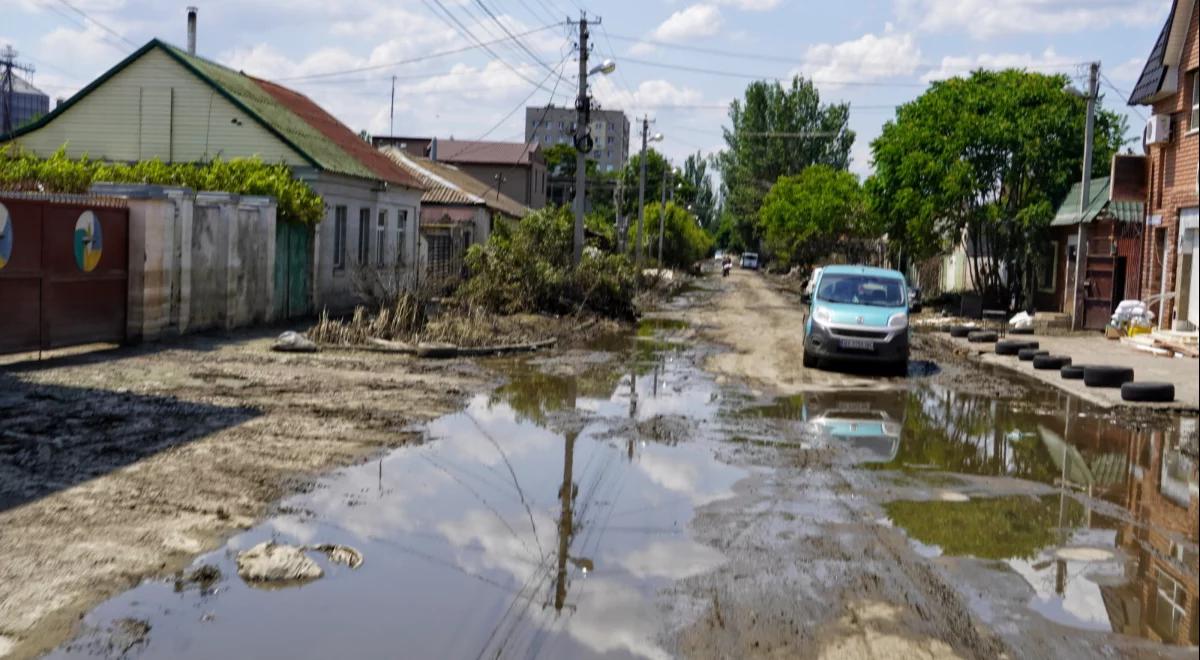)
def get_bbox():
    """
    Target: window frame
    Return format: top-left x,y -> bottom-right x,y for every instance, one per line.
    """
332,205 -> 348,270
357,207 -> 371,265
1038,241 -> 1059,293
396,209 -> 409,266
376,209 -> 388,267
1190,69 -> 1199,133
